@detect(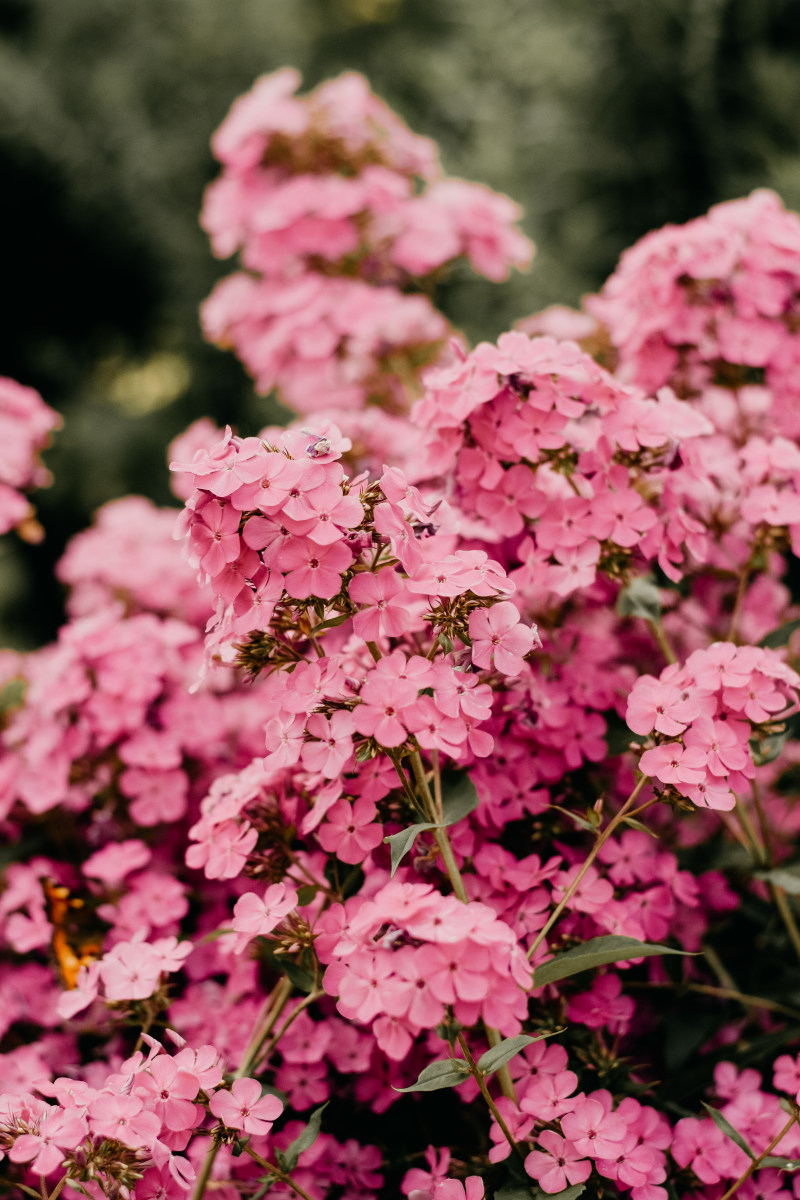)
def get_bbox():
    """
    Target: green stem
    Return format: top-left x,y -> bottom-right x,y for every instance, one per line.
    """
254,989 -> 324,1072
242,1145 -> 320,1200
528,777 -> 649,961
718,1109 -> 797,1200
193,976 -> 294,1200
646,617 -> 677,665
455,1031 -> 528,1172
